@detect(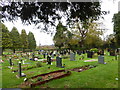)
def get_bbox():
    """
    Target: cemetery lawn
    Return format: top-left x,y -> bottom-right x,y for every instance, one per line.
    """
2,53 -> 118,88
